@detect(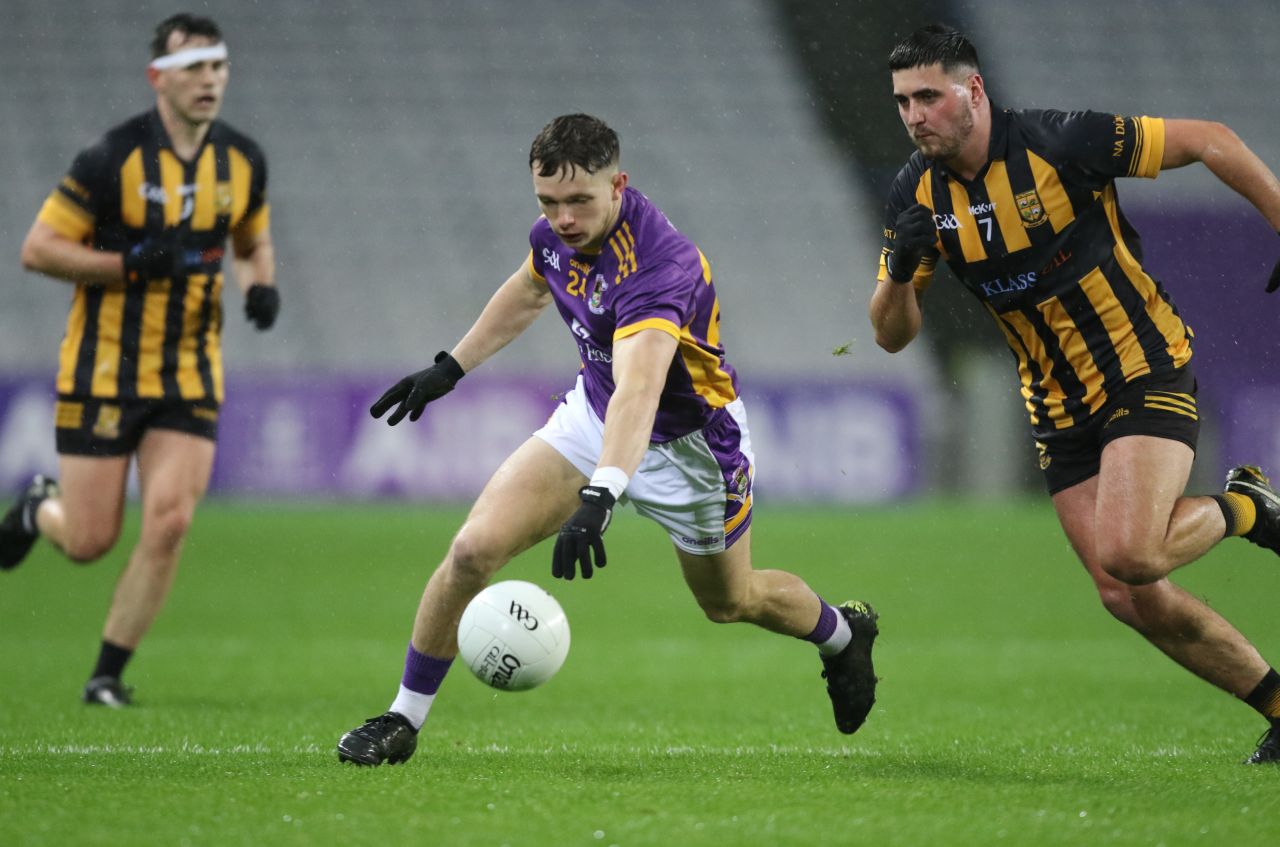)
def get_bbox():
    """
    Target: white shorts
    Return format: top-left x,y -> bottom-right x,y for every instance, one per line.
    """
534,377 -> 755,554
